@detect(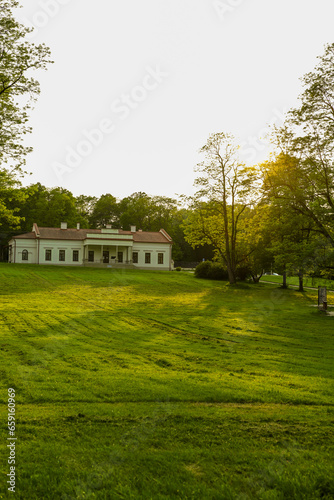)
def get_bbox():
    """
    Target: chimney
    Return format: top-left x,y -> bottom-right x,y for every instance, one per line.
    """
130,225 -> 136,232
106,224 -> 112,229
61,222 -> 67,230
77,223 -> 80,230
32,223 -> 40,236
